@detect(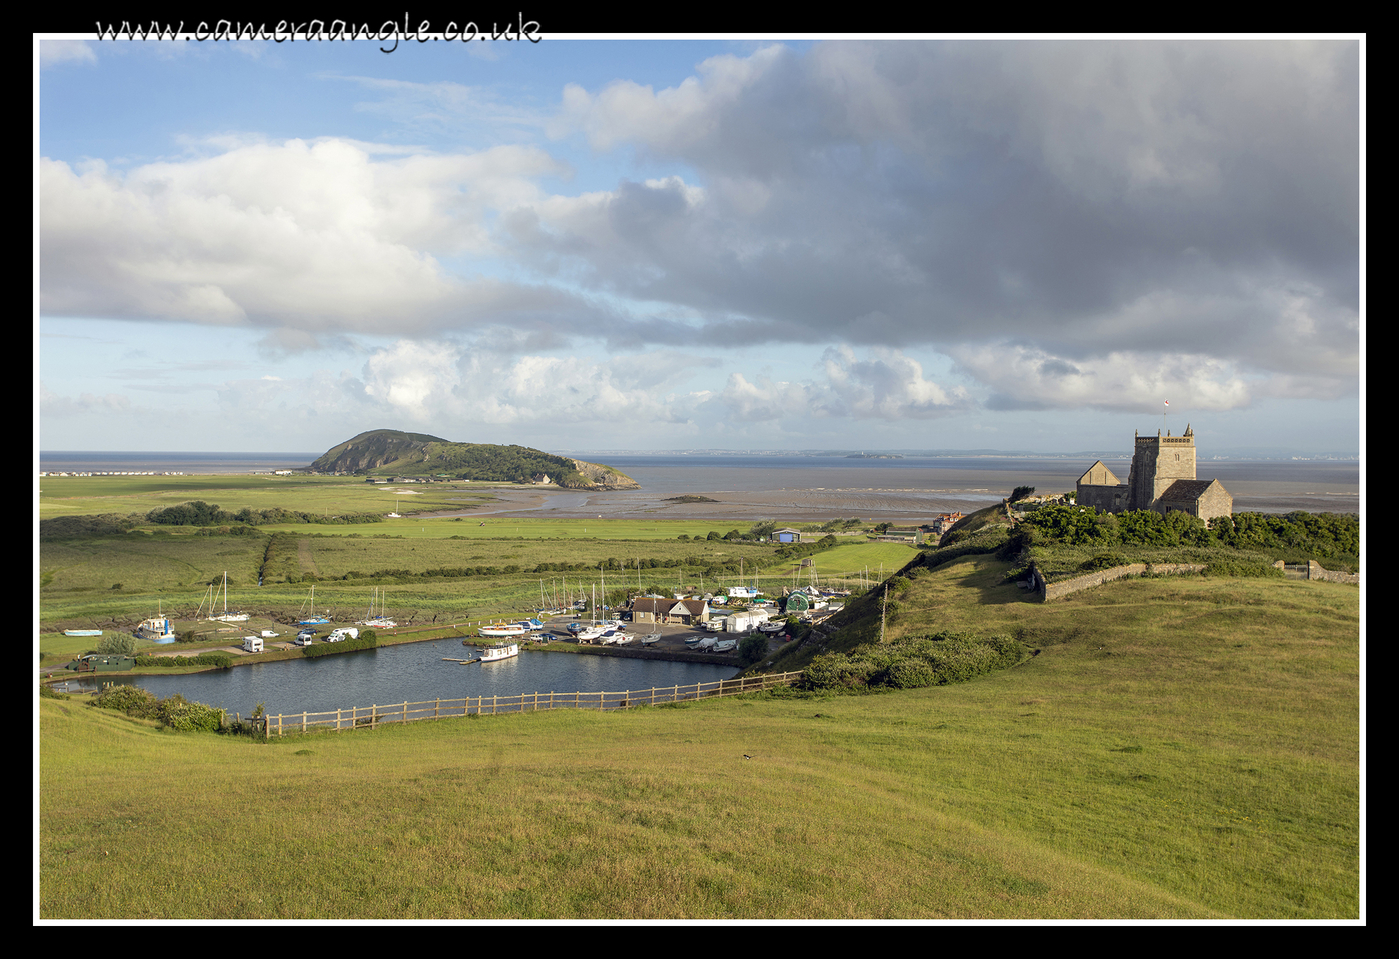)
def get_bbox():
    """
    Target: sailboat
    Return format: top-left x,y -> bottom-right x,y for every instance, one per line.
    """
208,571 -> 249,622
297,584 -> 330,626
359,586 -> 396,628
